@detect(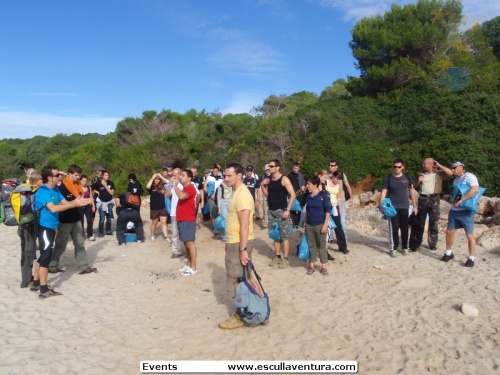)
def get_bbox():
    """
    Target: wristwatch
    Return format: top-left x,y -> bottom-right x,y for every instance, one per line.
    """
239,246 -> 247,252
